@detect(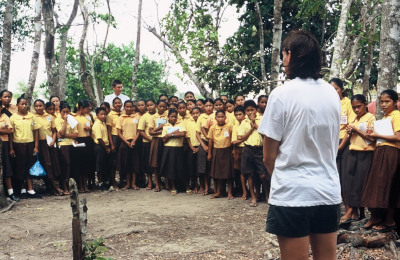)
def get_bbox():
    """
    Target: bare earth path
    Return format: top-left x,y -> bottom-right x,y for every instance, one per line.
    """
0,189 -> 276,259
